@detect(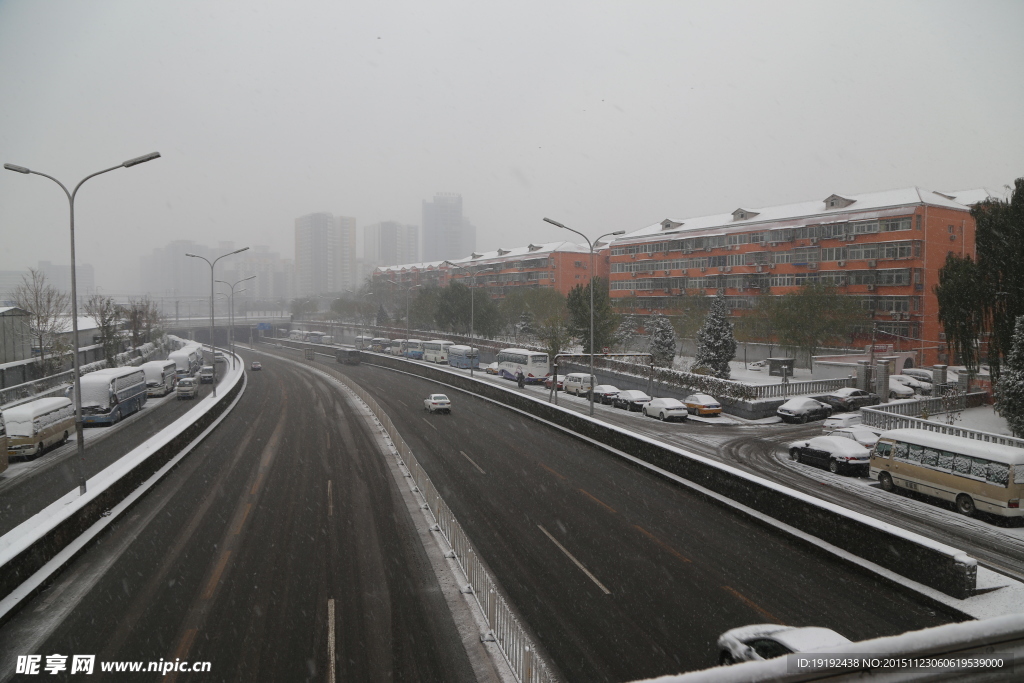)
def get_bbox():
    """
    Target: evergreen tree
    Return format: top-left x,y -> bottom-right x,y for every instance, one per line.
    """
693,294 -> 737,378
995,315 -> 1024,437
566,277 -> 618,353
614,313 -> 640,351
647,313 -> 677,367
935,253 -> 984,373
376,304 -> 390,327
